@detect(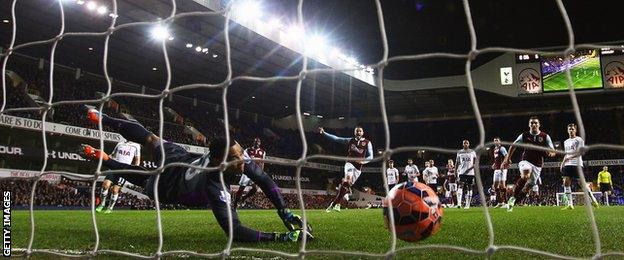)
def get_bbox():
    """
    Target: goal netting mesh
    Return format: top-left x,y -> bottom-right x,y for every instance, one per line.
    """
1,0 -> 623,258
